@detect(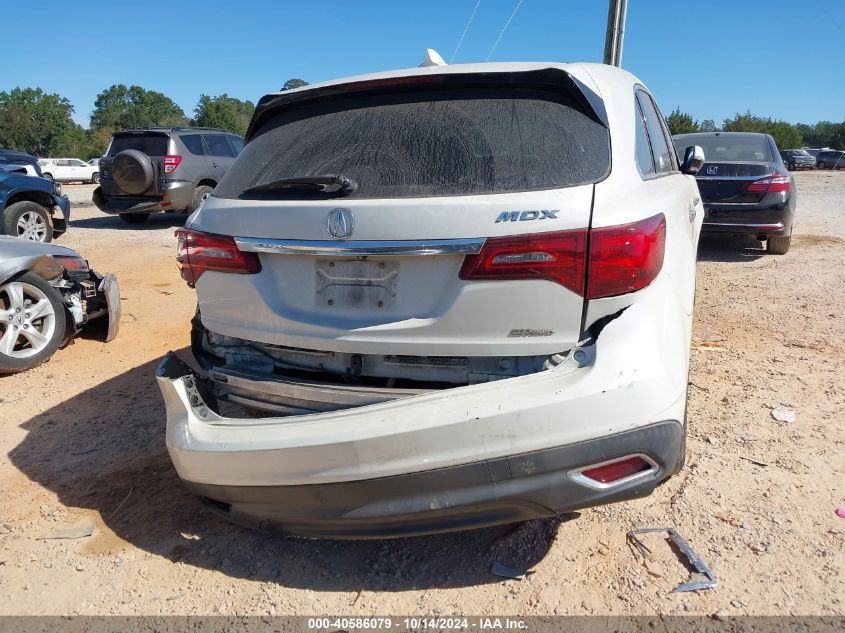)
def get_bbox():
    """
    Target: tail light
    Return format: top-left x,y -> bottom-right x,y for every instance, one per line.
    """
175,229 -> 261,286
460,213 -> 665,300
164,155 -> 182,174
459,229 -> 587,294
745,173 -> 791,193
587,213 -> 666,299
